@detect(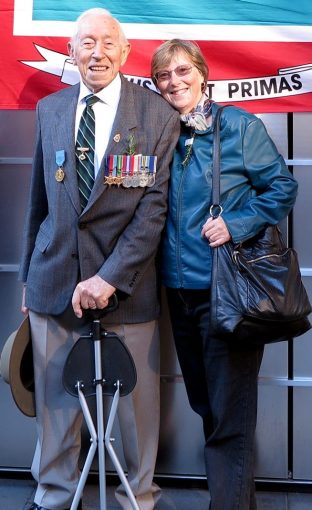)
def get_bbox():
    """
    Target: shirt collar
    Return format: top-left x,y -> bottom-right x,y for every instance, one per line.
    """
78,73 -> 121,108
